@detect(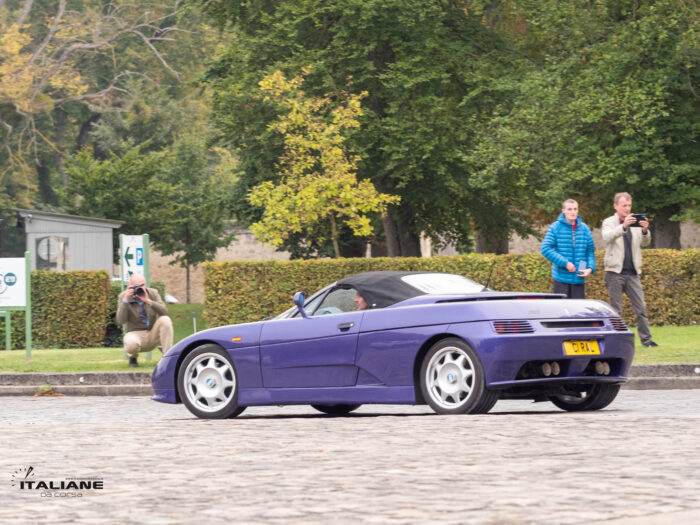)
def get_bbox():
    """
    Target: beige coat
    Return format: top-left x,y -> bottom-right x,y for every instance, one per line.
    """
116,287 -> 169,333
601,214 -> 651,274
